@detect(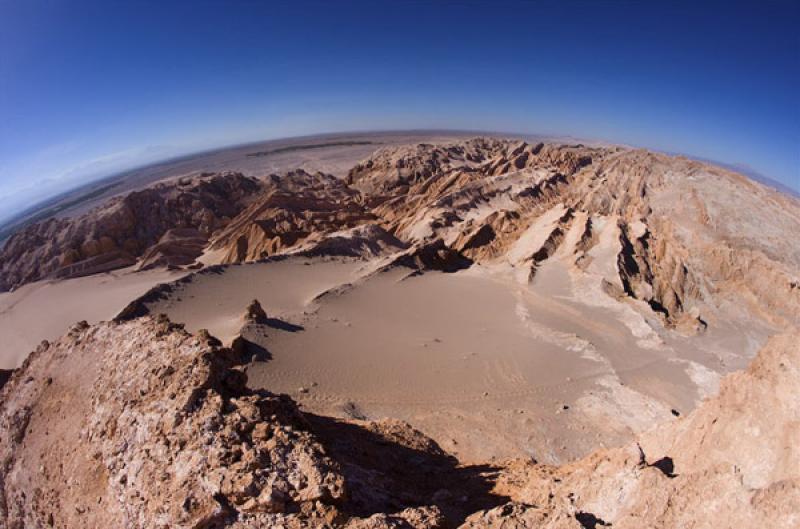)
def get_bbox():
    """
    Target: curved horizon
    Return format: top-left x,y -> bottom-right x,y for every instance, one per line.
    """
1,1 -> 798,221
2,126 -> 799,229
